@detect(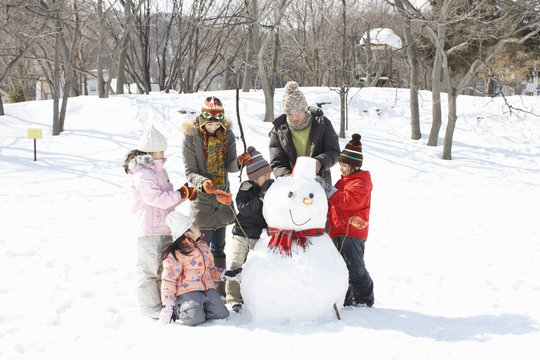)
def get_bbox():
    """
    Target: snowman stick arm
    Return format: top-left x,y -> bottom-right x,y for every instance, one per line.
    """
333,303 -> 342,320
